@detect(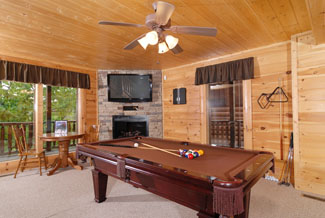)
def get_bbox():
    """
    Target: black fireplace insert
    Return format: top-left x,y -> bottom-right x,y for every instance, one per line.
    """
112,115 -> 149,139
